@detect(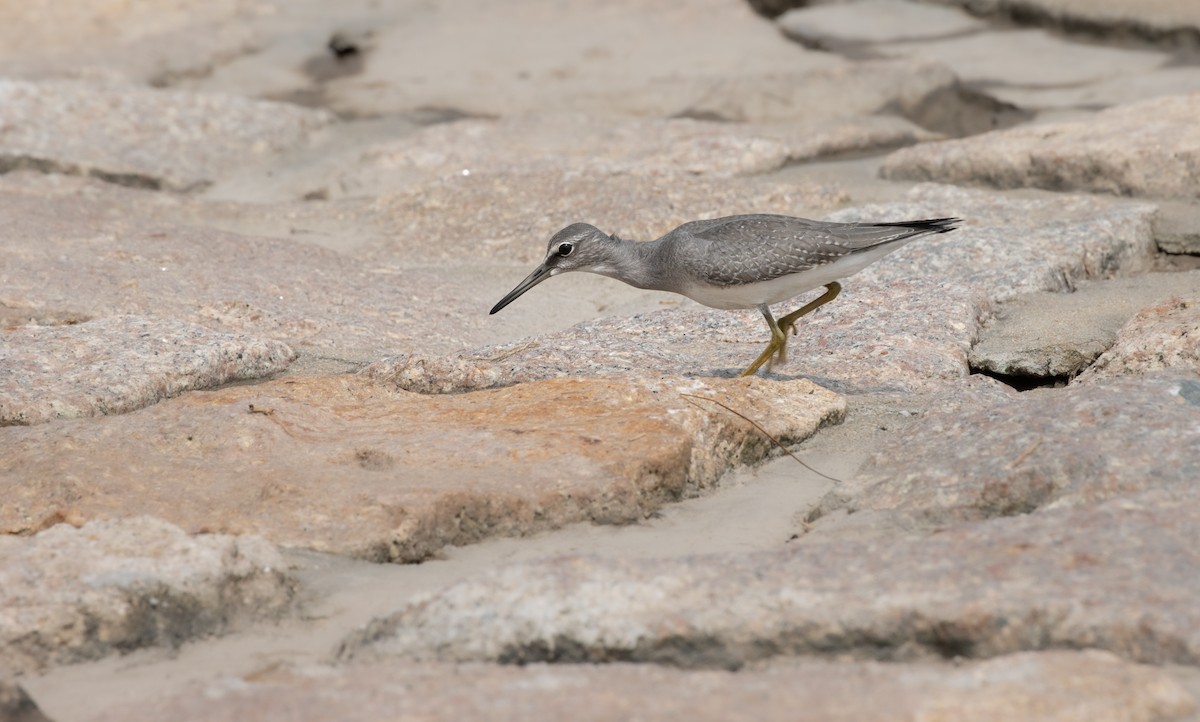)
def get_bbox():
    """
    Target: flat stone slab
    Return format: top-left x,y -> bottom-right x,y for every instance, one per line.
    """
928,0 -> 1200,43
0,186 -> 468,357
342,488 -> 1200,668
0,79 -> 333,191
0,315 -> 296,426
0,0 -> 257,85
0,517 -> 292,676
813,374 -> 1200,525
778,0 -> 986,45
881,94 -> 1200,199
383,184 -> 1157,394
969,272 -> 1200,379
343,113 -> 936,192
94,653 -> 1196,722
365,171 -> 849,267
0,679 -> 53,722
367,278 -> 988,395
1076,292 -> 1200,383
0,375 -> 844,561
